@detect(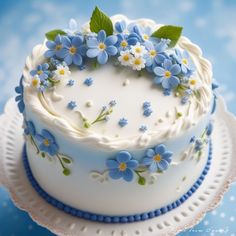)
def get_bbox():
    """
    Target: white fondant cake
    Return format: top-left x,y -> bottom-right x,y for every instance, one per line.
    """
16,9 -> 216,222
